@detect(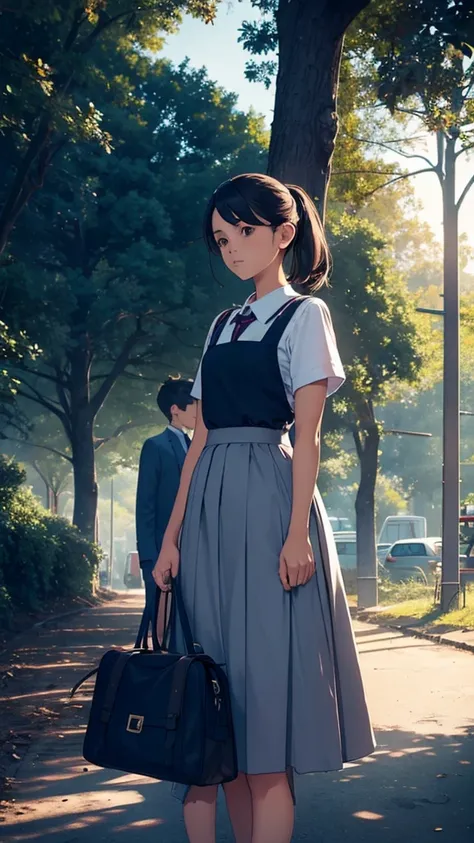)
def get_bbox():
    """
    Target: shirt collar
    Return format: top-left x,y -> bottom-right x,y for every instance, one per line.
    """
168,425 -> 186,441
242,284 -> 299,324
